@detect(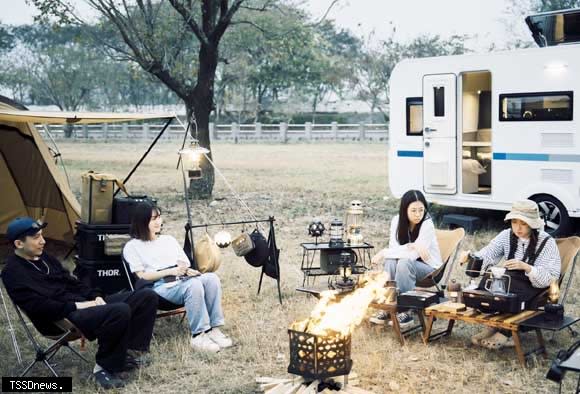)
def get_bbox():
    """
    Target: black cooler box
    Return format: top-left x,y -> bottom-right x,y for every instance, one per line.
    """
113,195 -> 157,225
75,221 -> 131,261
462,289 -> 524,314
74,255 -> 130,295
